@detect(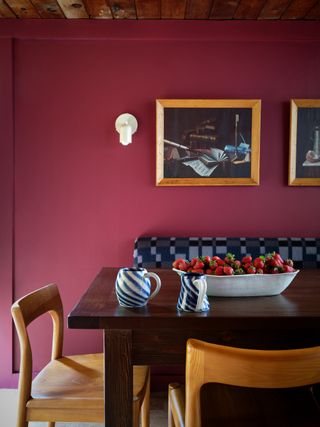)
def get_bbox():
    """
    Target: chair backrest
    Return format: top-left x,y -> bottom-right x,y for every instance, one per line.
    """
11,283 -> 64,408
185,339 -> 320,427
